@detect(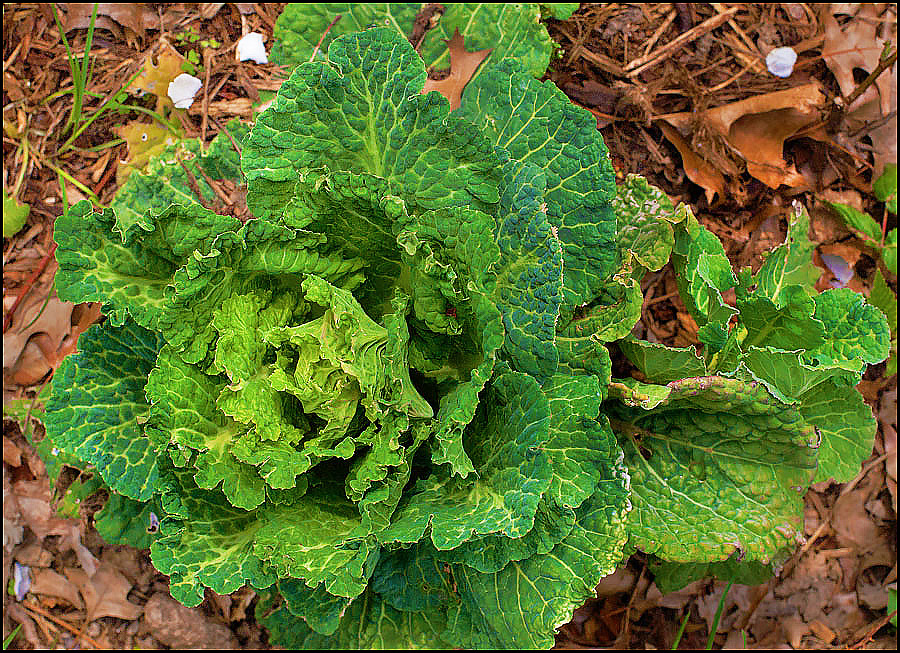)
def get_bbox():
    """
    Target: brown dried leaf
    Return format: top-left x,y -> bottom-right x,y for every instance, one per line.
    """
822,4 -> 894,113
423,29 -> 492,111
199,4 -> 225,20
3,296 -> 99,387
822,5 -> 897,171
3,294 -> 74,373
66,562 -> 143,622
63,3 -> 157,40
833,479 -> 883,555
30,567 -> 85,609
729,108 -> 811,188
3,437 -> 23,467
143,592 -> 239,649
658,122 -> 726,204
662,84 -> 825,189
